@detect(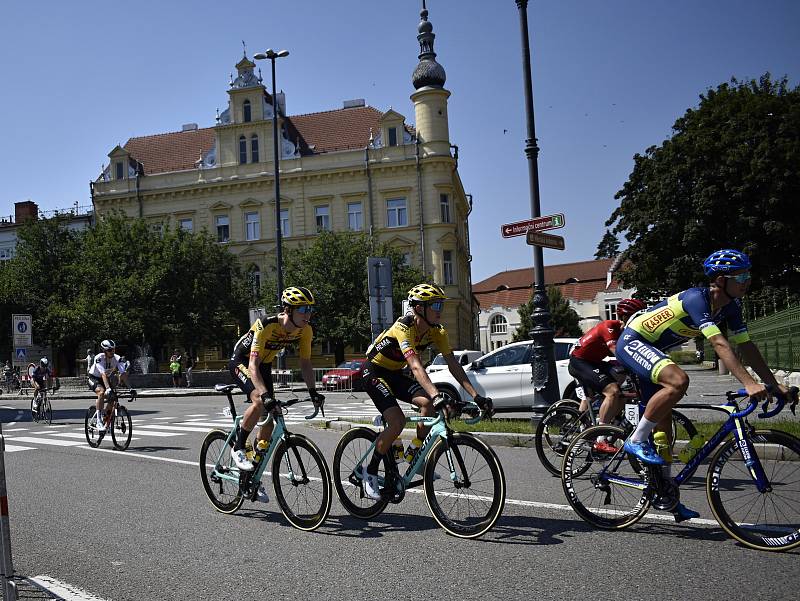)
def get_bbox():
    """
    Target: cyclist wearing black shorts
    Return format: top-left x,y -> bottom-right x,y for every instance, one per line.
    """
229,286 -> 324,472
360,283 -> 492,500
31,357 -> 53,413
